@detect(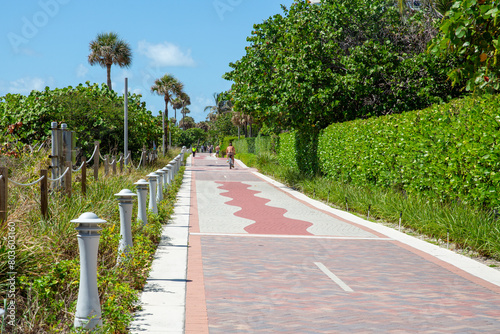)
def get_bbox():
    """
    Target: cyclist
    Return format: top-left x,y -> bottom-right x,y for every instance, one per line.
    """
226,142 -> 235,169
